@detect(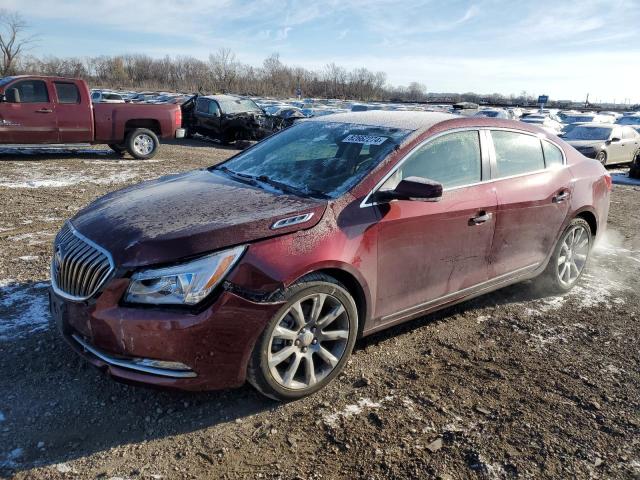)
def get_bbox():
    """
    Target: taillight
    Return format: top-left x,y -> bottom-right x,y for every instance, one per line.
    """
604,174 -> 612,191
175,108 -> 182,127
